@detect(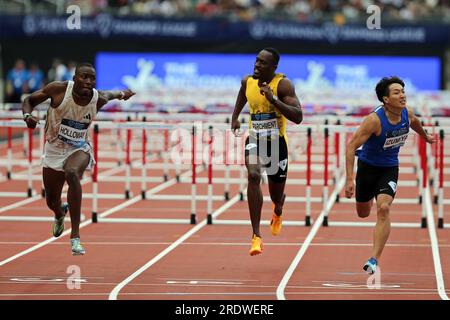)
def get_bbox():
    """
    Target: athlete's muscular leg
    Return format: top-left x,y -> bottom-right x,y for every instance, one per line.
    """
245,154 -> 263,237
63,151 -> 90,239
43,167 -> 66,219
372,194 -> 393,260
267,136 -> 287,216
268,180 -> 286,216
356,200 -> 373,218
